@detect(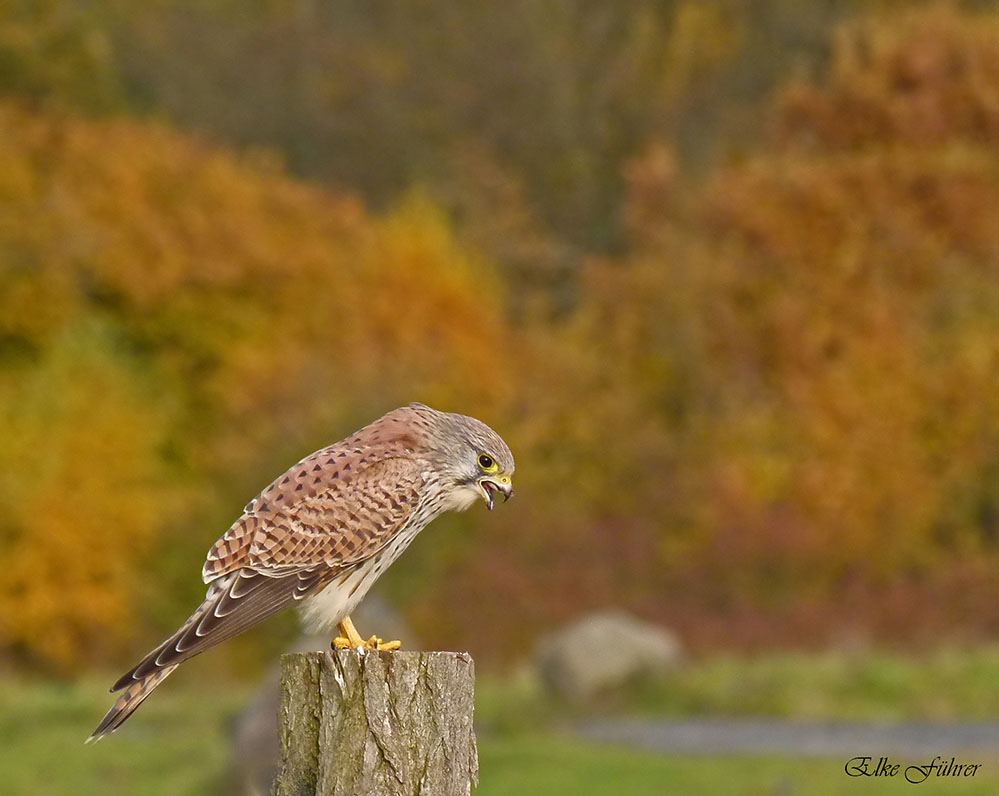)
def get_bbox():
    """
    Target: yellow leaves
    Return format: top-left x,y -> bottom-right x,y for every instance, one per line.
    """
0,325 -> 170,671
357,195 -> 511,408
486,5 -> 999,647
1,4 -> 996,664
0,100 -> 515,666
696,146 -> 998,573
